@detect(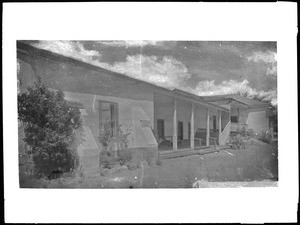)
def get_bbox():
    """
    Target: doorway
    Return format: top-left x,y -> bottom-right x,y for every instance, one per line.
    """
157,119 -> 165,139
178,121 -> 184,140
99,101 -> 118,139
188,122 -> 191,140
213,116 -> 217,132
